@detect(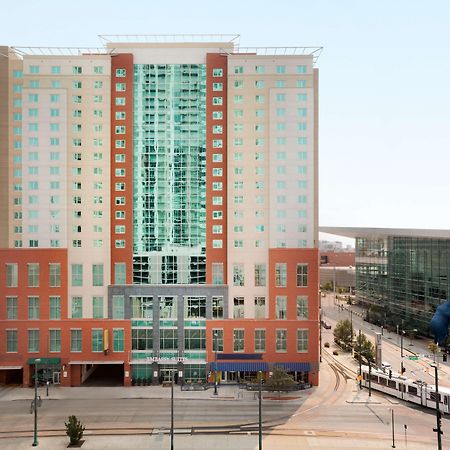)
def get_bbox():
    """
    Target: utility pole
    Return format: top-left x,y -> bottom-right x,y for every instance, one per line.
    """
358,329 -> 362,389
368,360 -> 372,397
391,409 -> 396,448
258,370 -> 262,450
171,369 -> 174,450
432,365 -> 443,450
32,359 -> 41,447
